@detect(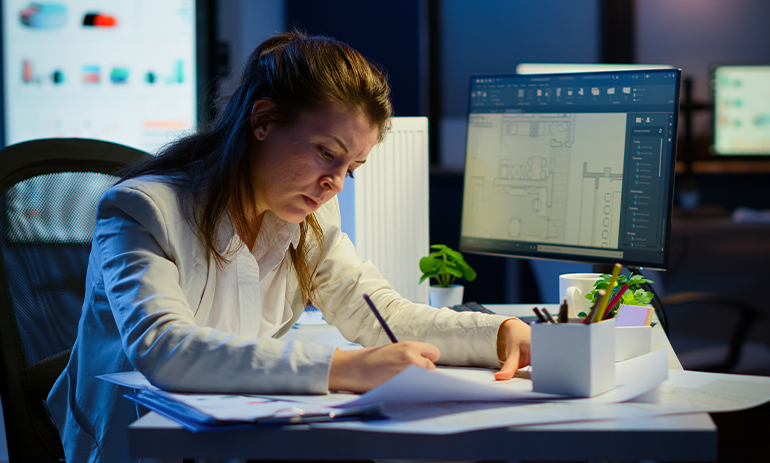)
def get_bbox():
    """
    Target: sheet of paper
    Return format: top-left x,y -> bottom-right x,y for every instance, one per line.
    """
340,366 -> 559,408
249,392 -> 357,404
109,352 -> 769,432
99,372 -> 354,422
316,368 -> 770,434
341,348 -> 669,408
315,401 -> 668,434
294,307 -> 328,326
98,371 -> 159,390
149,390 -> 293,421
586,348 -> 669,403
628,369 -> 770,413
102,348 -> 669,420
124,391 -> 372,430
